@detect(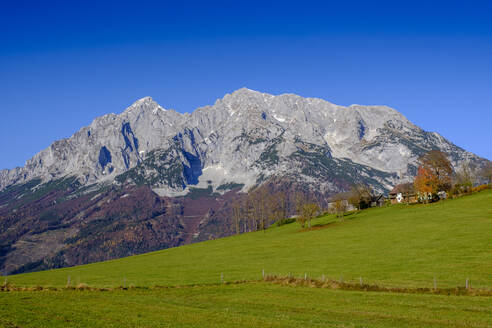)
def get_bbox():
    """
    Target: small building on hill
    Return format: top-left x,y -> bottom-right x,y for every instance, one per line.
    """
389,183 -> 417,204
327,199 -> 356,212
370,194 -> 385,207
